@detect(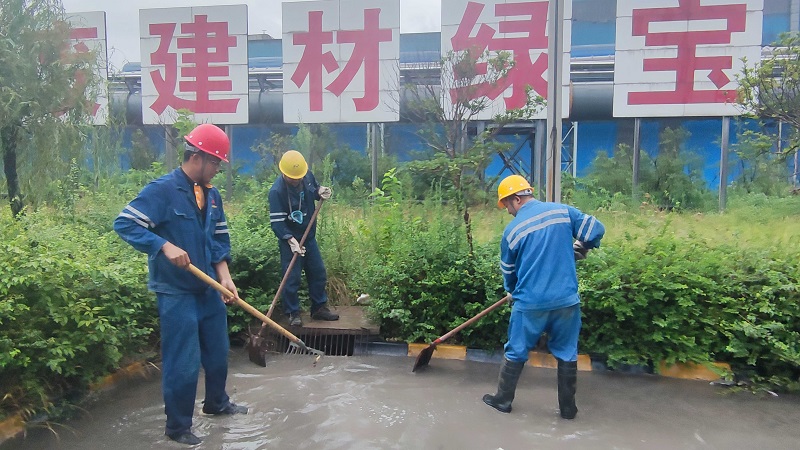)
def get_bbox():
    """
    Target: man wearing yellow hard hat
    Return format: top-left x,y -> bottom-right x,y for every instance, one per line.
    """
483,174 -> 605,420
268,150 -> 338,326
